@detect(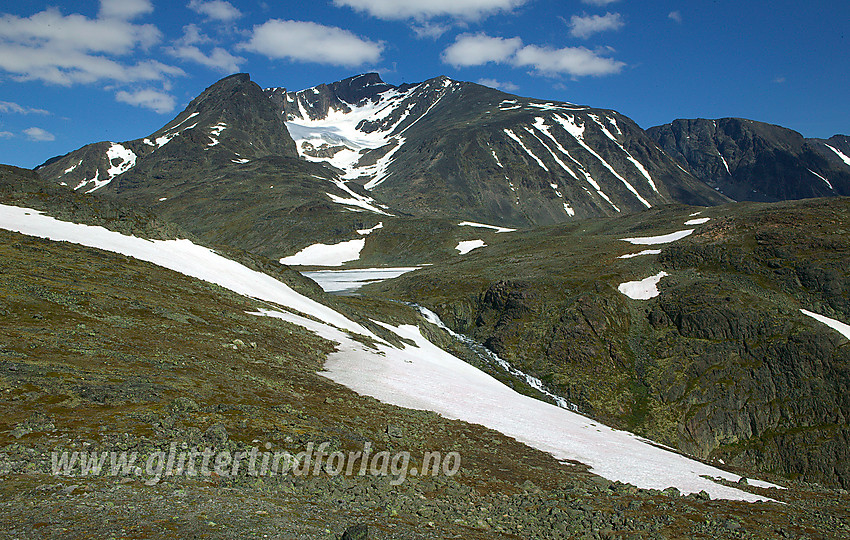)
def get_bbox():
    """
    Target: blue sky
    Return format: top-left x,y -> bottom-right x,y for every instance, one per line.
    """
1,0 -> 847,169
